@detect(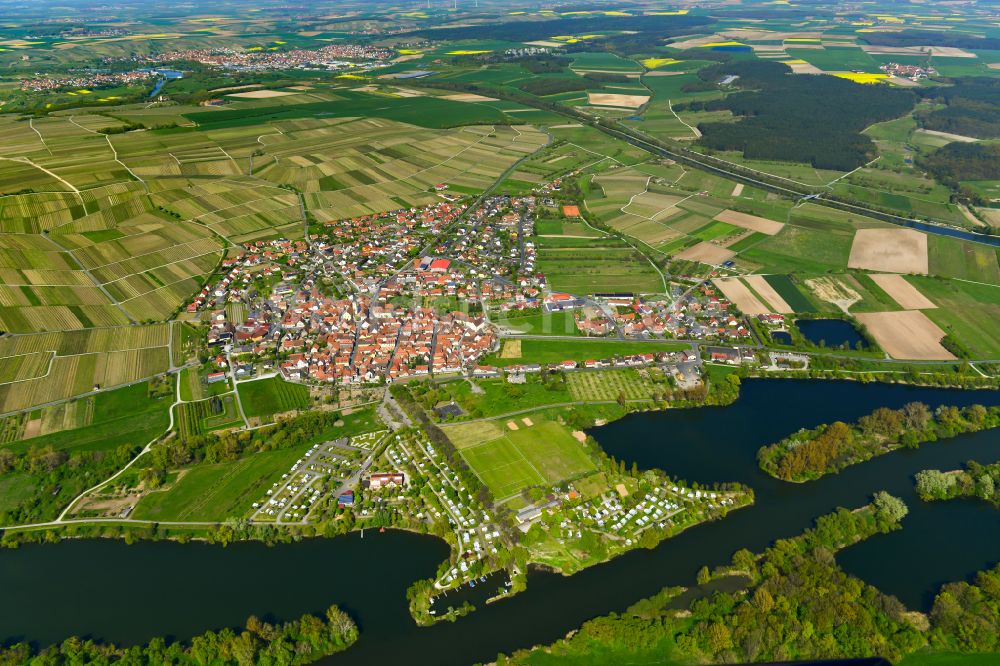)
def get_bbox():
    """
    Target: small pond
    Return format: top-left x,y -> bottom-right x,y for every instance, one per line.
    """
771,330 -> 793,345
796,318 -> 868,349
